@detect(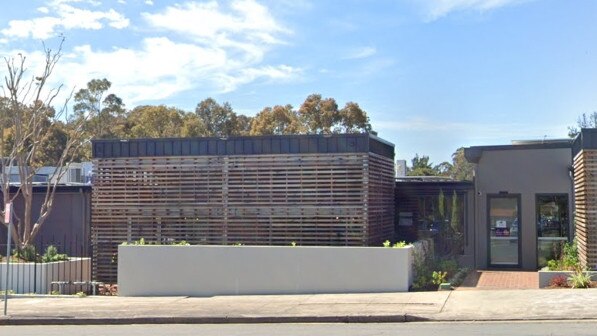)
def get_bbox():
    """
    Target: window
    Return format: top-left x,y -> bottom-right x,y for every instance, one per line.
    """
536,194 -> 569,268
